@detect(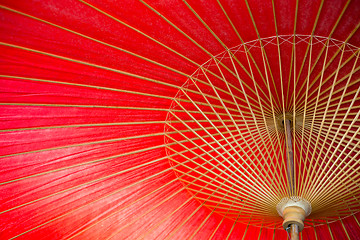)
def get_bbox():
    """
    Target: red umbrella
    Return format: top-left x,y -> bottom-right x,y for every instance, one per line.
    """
1,0 -> 359,239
